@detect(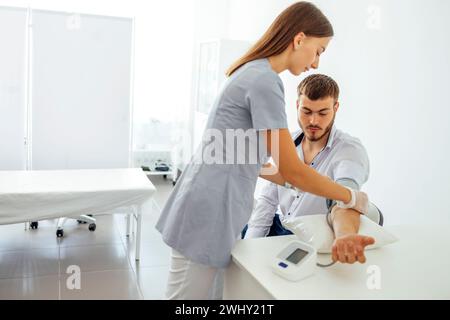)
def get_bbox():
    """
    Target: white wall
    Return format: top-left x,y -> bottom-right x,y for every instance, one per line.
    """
311,0 -> 450,226
198,0 -> 450,226
187,0 -> 231,158
0,7 -> 27,170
